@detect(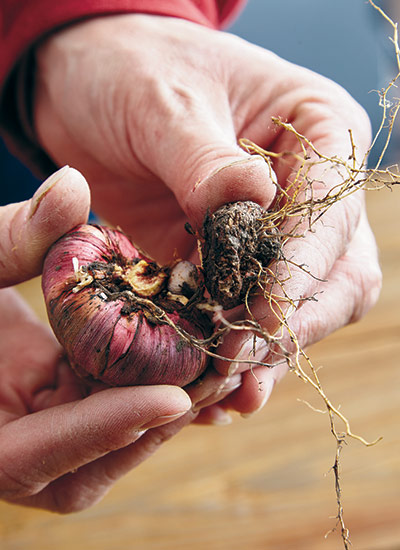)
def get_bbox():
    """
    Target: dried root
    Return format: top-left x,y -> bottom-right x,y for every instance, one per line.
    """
189,2 -> 400,547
